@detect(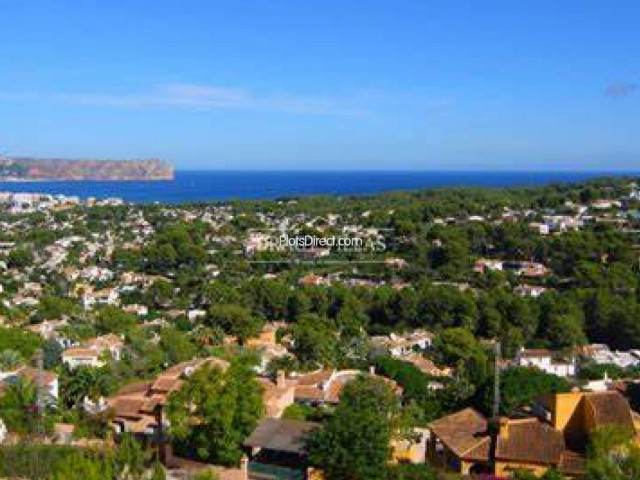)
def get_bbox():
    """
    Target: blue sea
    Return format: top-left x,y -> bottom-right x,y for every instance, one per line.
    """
0,171 -> 637,204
